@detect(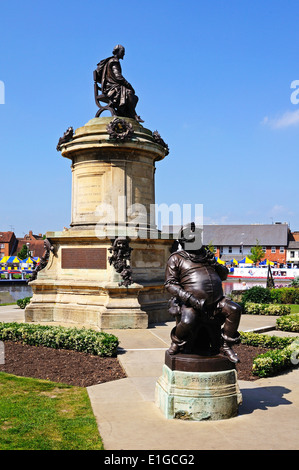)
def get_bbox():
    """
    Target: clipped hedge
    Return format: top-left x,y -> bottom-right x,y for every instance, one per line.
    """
241,286 -> 273,305
276,313 -> 299,333
231,286 -> 299,306
270,287 -> 299,305
243,302 -> 291,316
240,331 -> 294,349
17,297 -> 32,309
252,339 -> 299,378
240,332 -> 299,378
0,322 -> 119,357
